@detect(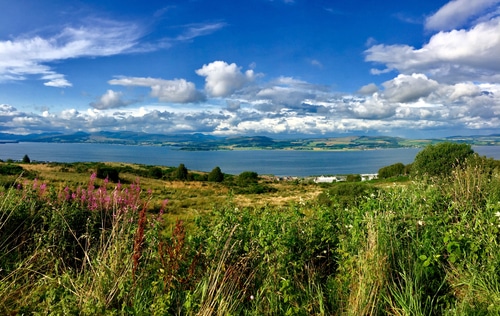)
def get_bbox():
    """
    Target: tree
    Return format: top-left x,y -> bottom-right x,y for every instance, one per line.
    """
237,171 -> 259,185
208,166 -> 224,182
22,154 -> 31,163
149,166 -> 163,179
378,162 -> 405,179
412,142 -> 474,177
175,163 -> 188,181
346,174 -> 361,182
96,165 -> 120,182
